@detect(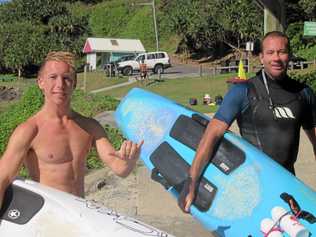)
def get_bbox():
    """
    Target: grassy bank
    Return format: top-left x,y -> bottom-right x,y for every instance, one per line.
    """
98,73 -> 236,113
76,71 -> 128,92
